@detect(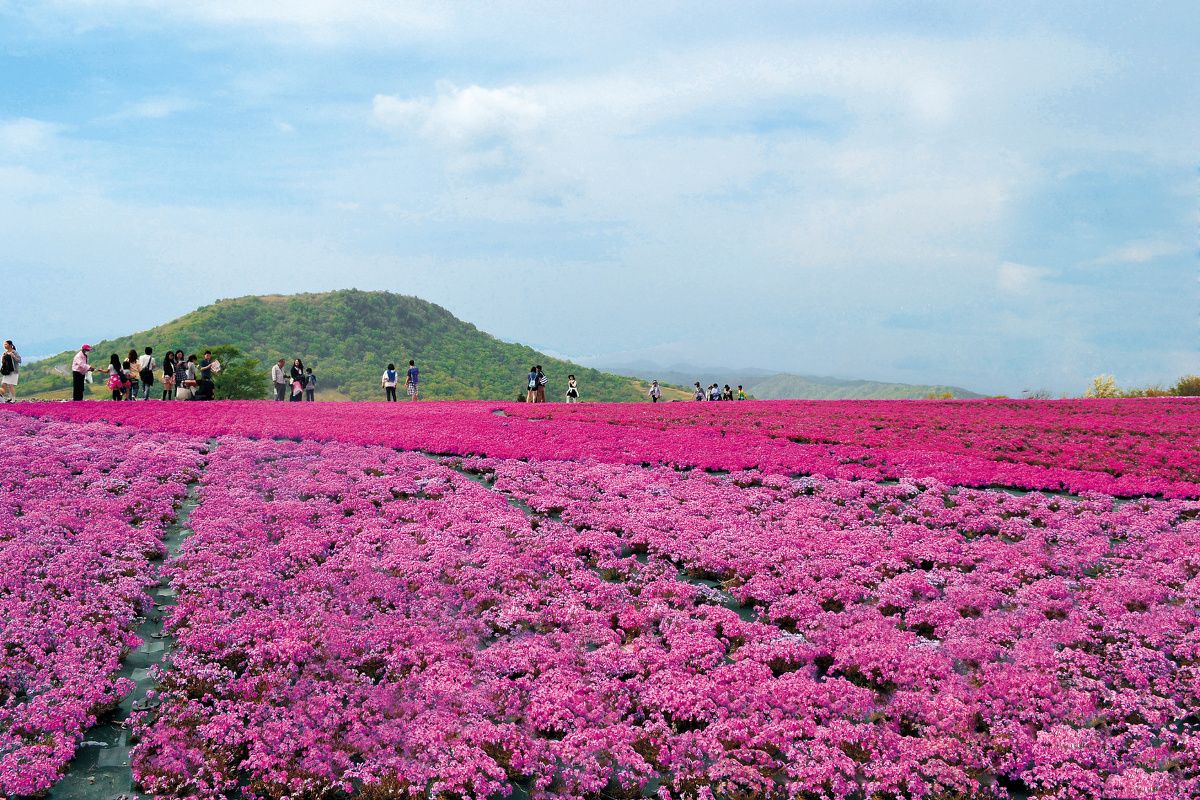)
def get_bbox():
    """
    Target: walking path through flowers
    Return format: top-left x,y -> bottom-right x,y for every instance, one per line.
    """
4,399 -> 1199,800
